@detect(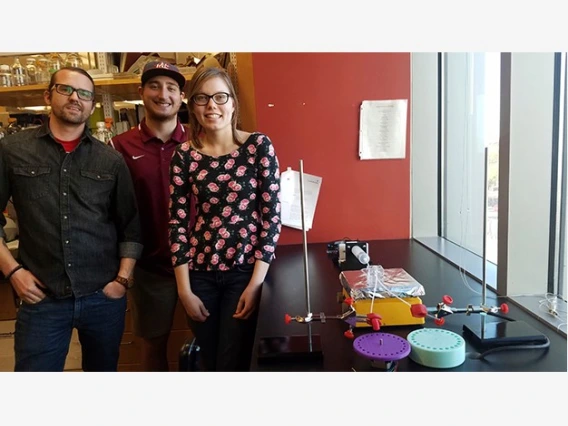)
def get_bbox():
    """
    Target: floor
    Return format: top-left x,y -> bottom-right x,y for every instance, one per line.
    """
0,319 -> 83,372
